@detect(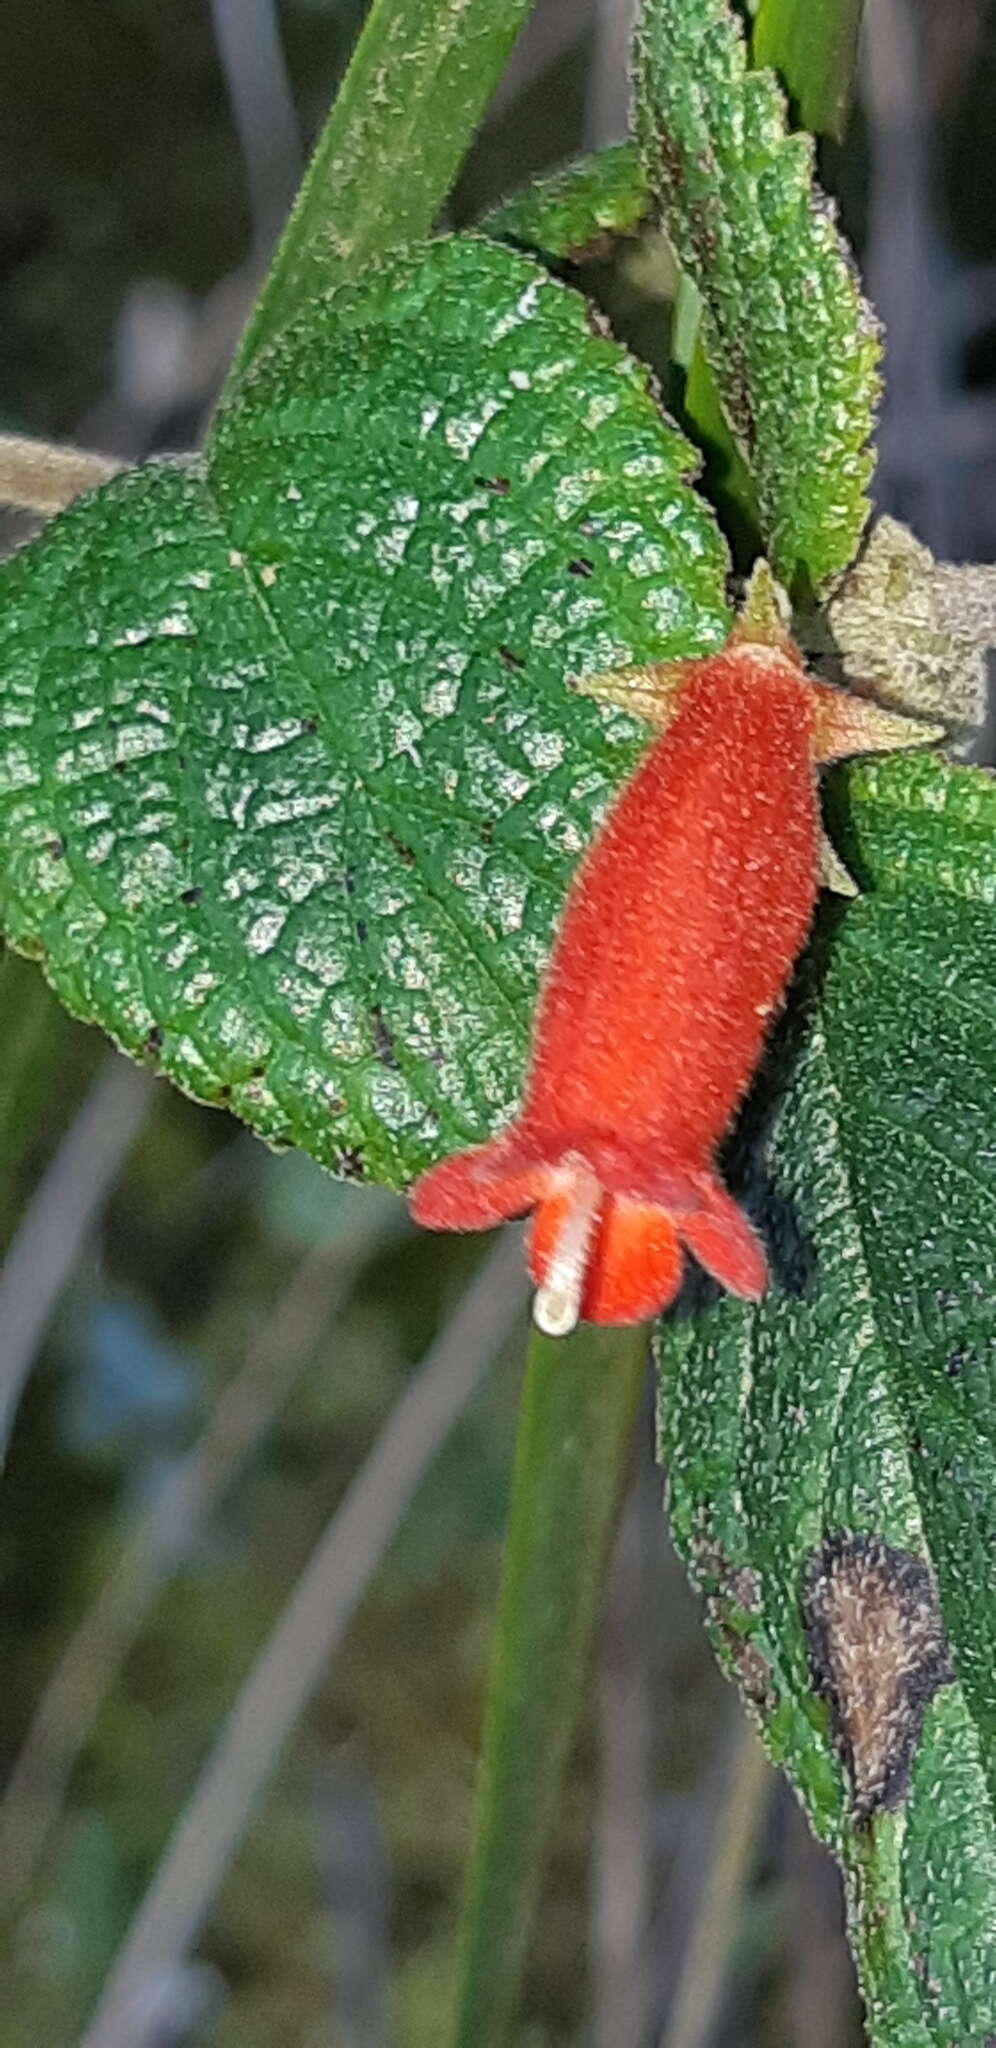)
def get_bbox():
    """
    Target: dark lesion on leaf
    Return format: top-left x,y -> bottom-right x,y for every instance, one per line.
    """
370,1004 -> 399,1073
692,1538 -> 776,1713
474,474 -> 510,496
386,831 -> 415,868
46,836 -> 66,860
567,557 -> 595,578
802,1533 -> 955,1827
334,1145 -> 368,1182
144,1024 -> 164,1059
719,1625 -> 776,1712
498,645 -> 525,672
180,886 -> 203,906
